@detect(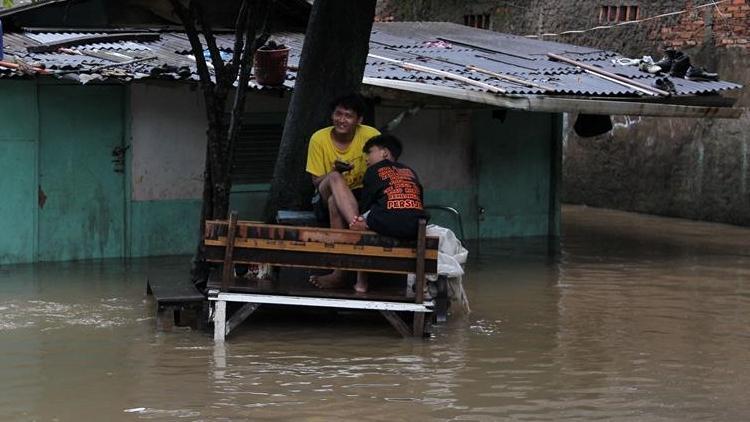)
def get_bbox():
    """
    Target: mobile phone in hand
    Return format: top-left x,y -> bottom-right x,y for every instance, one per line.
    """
334,160 -> 353,172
